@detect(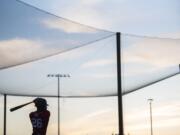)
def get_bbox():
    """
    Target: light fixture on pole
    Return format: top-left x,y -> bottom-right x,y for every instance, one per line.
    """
148,98 -> 153,135
47,74 -> 70,135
